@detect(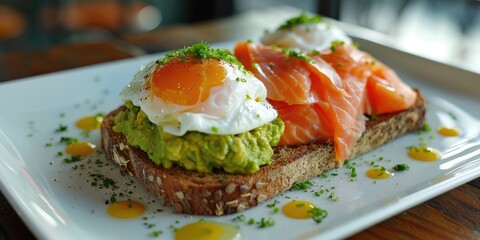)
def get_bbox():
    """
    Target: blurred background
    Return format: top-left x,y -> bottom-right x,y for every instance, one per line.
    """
0,0 -> 479,70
